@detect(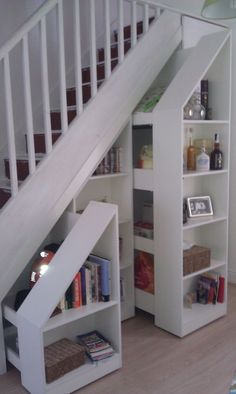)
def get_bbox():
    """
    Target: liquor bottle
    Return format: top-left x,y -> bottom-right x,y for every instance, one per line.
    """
187,128 -> 196,171
210,133 -> 223,170
196,146 -> 210,171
